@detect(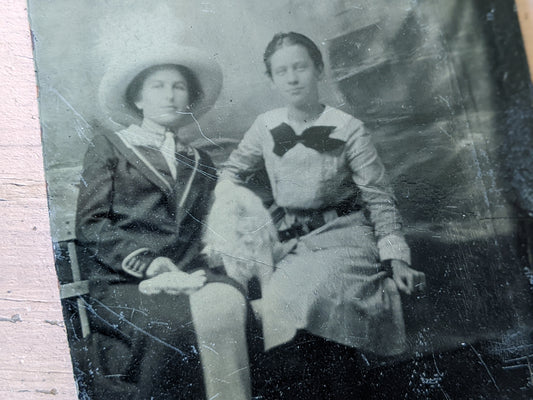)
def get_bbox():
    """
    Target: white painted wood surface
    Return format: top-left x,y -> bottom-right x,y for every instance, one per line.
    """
0,1 -> 77,398
517,0 -> 533,81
